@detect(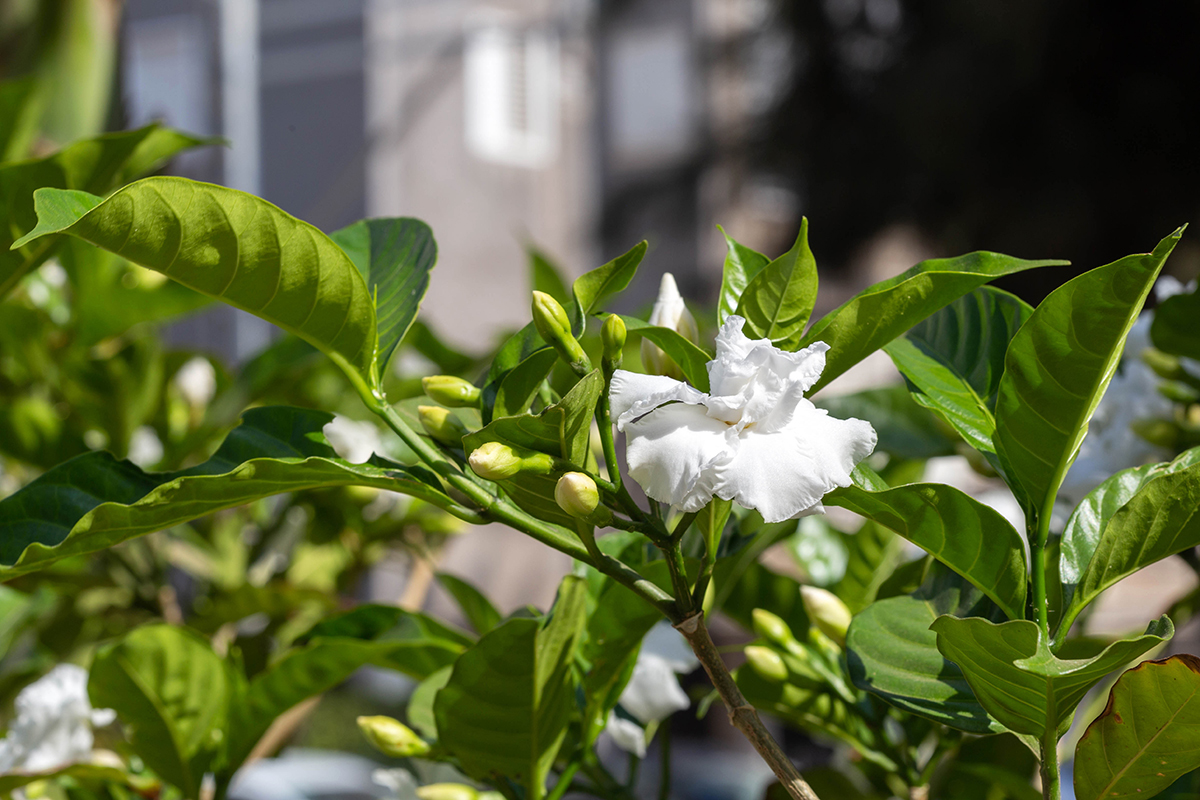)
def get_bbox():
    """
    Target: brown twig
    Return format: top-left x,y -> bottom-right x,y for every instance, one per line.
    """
674,612 -> 821,800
